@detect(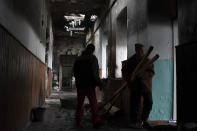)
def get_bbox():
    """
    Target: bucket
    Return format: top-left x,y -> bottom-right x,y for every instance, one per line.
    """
31,107 -> 46,122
